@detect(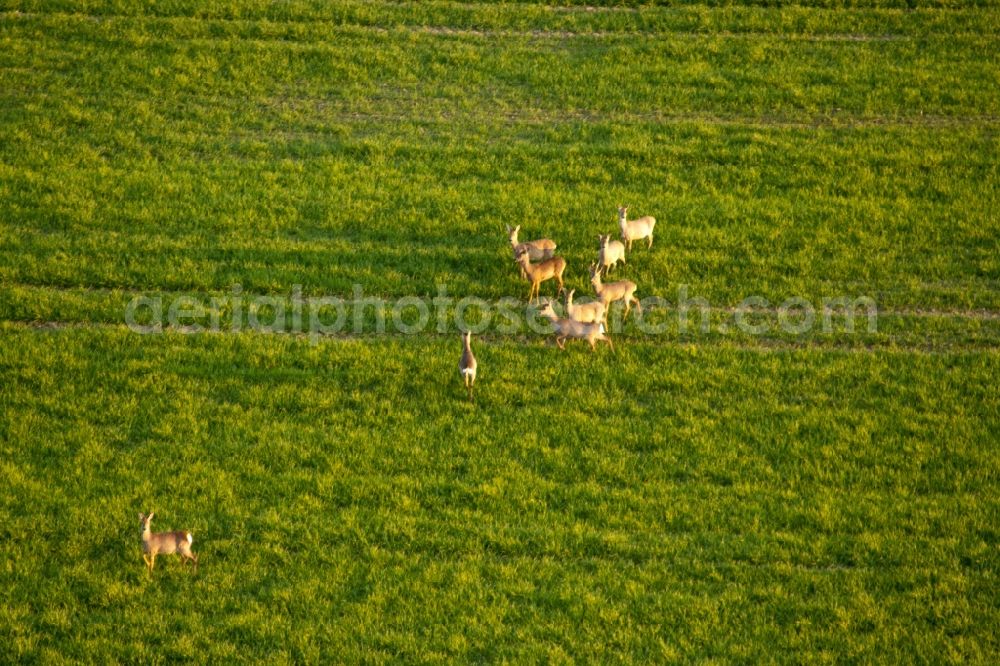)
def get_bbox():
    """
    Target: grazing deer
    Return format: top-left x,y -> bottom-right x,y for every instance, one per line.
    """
597,234 -> 626,275
590,263 -> 641,320
617,205 -> 656,251
515,247 -> 565,304
565,288 -> 606,325
507,225 -> 556,278
459,330 -> 477,402
539,300 -> 613,352
138,512 -> 198,574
